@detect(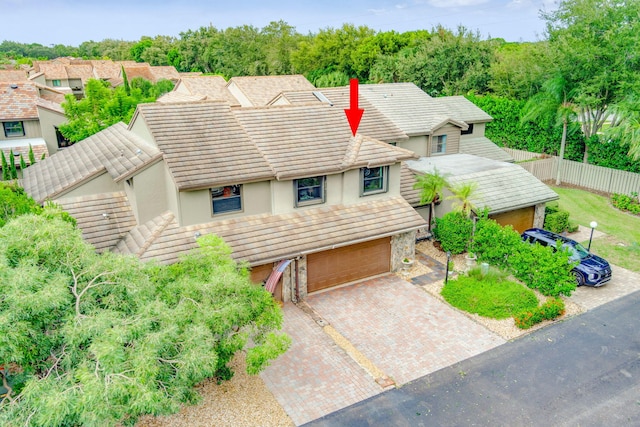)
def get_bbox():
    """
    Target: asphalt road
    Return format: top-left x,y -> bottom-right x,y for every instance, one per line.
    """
305,290 -> 640,427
